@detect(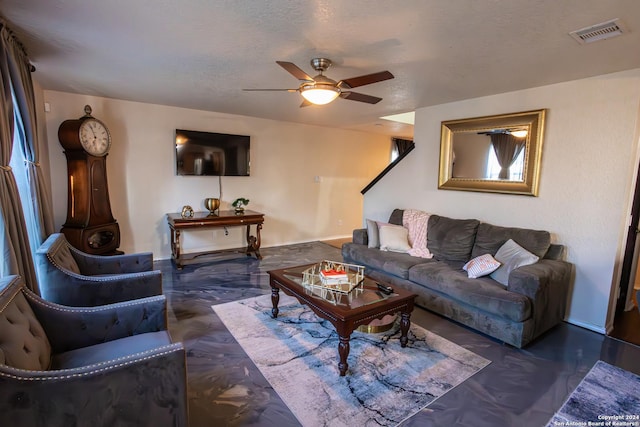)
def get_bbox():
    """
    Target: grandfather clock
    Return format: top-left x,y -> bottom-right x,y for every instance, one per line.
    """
58,105 -> 121,255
